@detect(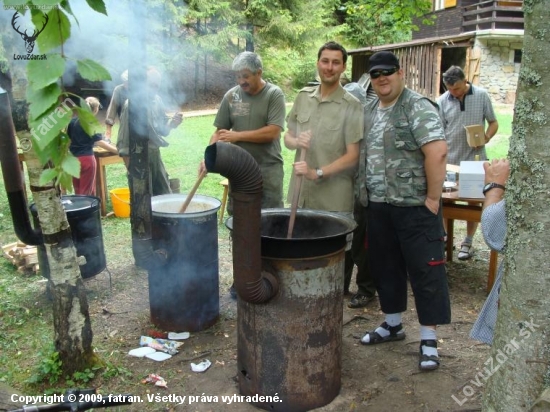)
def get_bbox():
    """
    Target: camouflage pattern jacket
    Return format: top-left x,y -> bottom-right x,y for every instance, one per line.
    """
358,87 -> 443,207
